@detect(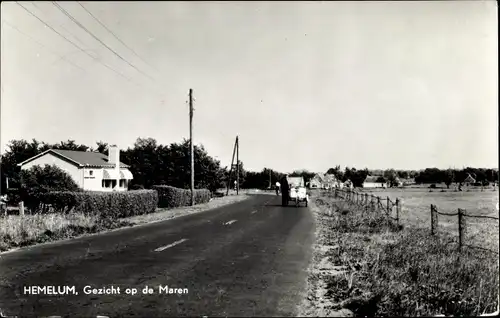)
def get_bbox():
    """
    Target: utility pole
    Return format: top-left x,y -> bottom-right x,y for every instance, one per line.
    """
236,136 -> 239,195
226,137 -> 238,196
269,169 -> 272,189
189,89 -> 194,206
